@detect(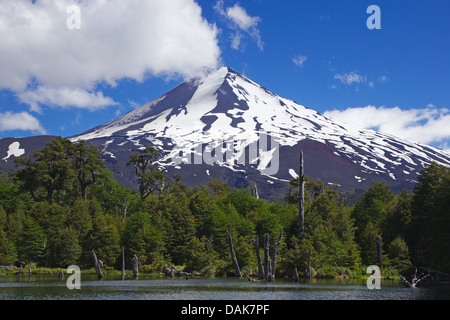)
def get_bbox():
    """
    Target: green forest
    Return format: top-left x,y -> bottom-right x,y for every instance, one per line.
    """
0,137 -> 449,278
